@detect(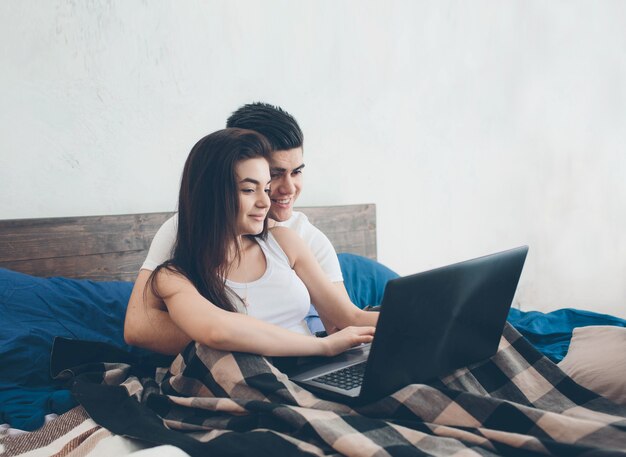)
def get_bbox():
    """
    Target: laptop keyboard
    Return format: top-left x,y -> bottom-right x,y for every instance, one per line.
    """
310,362 -> 366,390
